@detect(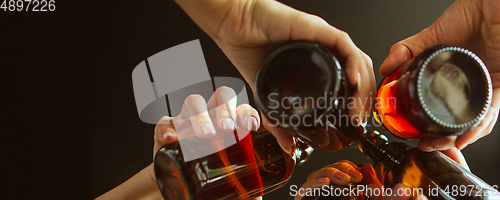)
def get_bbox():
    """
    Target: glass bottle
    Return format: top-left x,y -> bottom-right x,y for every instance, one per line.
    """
154,126 -> 314,200
359,130 -> 500,199
254,41 -> 366,152
375,45 -> 492,139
